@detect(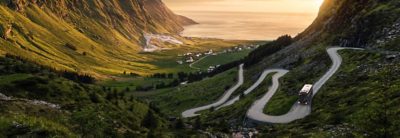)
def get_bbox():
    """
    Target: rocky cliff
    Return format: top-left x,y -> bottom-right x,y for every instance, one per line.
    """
298,0 -> 400,48
0,0 -> 196,77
